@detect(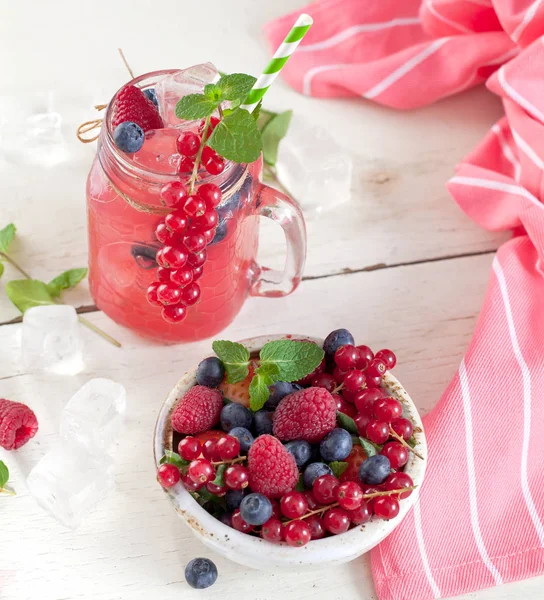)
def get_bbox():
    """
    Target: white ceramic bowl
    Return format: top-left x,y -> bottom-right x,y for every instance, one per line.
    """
154,334 -> 427,571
